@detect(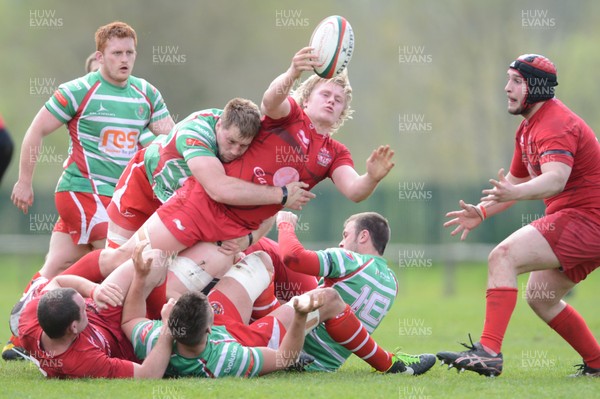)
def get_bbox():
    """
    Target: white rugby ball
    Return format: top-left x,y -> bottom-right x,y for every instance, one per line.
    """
309,15 -> 354,79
